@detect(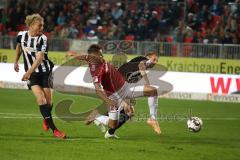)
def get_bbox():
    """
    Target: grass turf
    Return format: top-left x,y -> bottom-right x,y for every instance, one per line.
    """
0,88 -> 239,160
